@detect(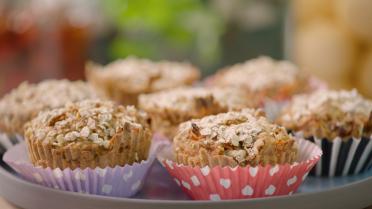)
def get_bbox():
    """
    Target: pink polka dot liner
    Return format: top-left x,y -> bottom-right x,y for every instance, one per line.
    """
158,138 -> 322,200
3,138 -> 170,198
